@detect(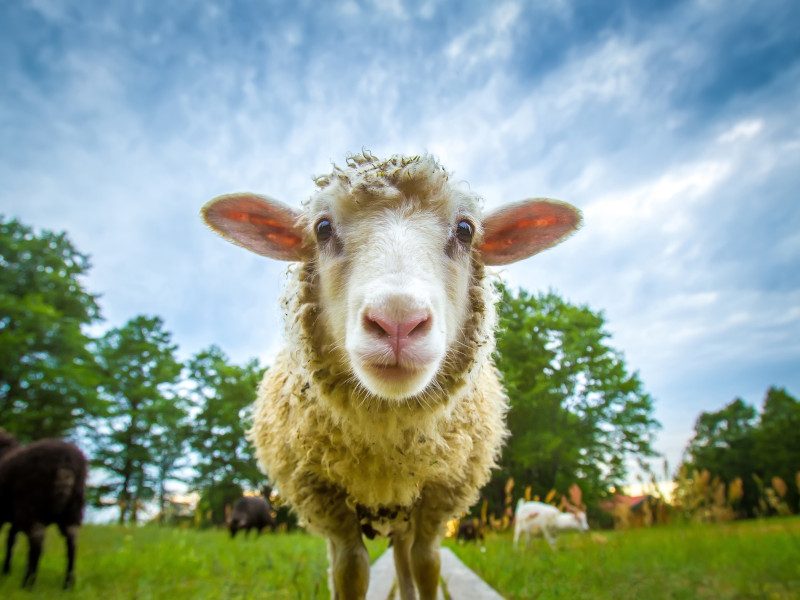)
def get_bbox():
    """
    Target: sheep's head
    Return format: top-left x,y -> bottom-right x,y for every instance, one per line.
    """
564,483 -> 589,531
202,154 -> 580,401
